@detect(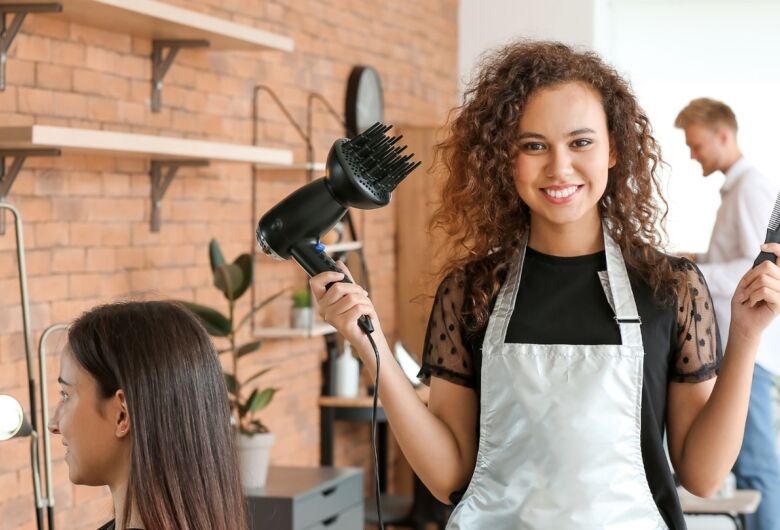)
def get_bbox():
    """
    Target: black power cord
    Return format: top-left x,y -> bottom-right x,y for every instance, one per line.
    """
365,331 -> 384,530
